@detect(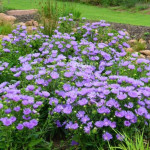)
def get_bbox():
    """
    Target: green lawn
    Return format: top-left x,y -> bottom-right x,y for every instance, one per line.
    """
3,0 -> 150,27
